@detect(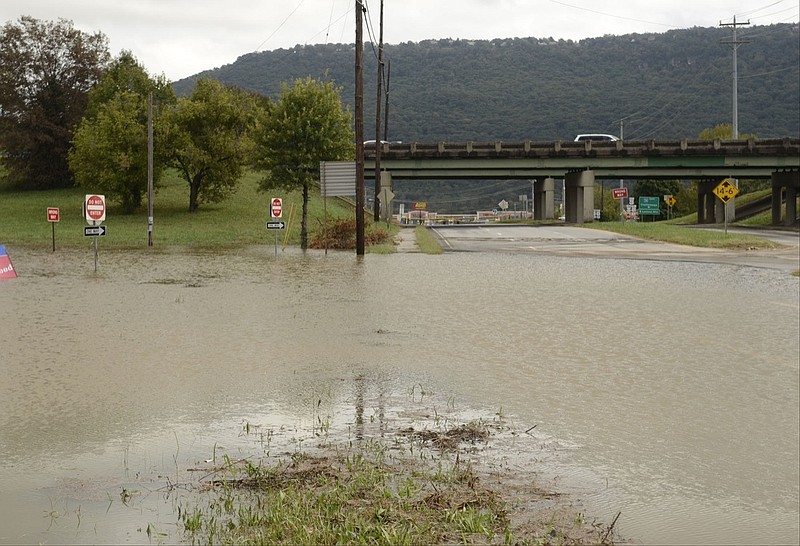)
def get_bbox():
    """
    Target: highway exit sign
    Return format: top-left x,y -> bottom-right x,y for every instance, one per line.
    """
638,196 -> 660,215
